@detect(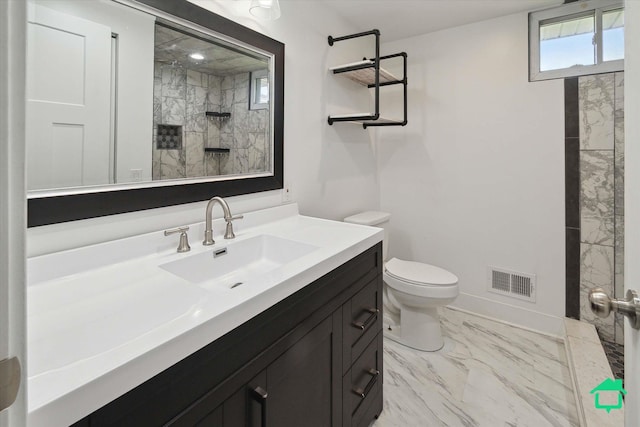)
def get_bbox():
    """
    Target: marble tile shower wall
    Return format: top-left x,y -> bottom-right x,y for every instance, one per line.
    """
578,72 -> 624,344
152,63 -> 269,180
220,73 -> 270,176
